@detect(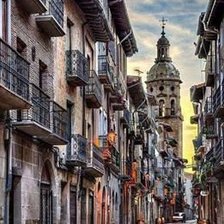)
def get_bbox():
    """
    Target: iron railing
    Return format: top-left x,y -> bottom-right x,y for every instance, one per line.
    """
205,148 -> 214,162
44,0 -> 64,27
204,97 -> 212,114
26,84 -> 51,128
114,71 -> 126,95
66,50 -> 89,83
51,102 -> 67,140
213,80 -> 224,113
98,135 -> 108,148
0,38 -> 29,100
205,54 -> 215,75
67,134 -> 88,163
85,70 -> 102,104
124,109 -> 130,124
98,55 -> 114,84
108,41 -> 116,62
214,139 -> 223,168
88,143 -> 105,172
111,148 -> 120,168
